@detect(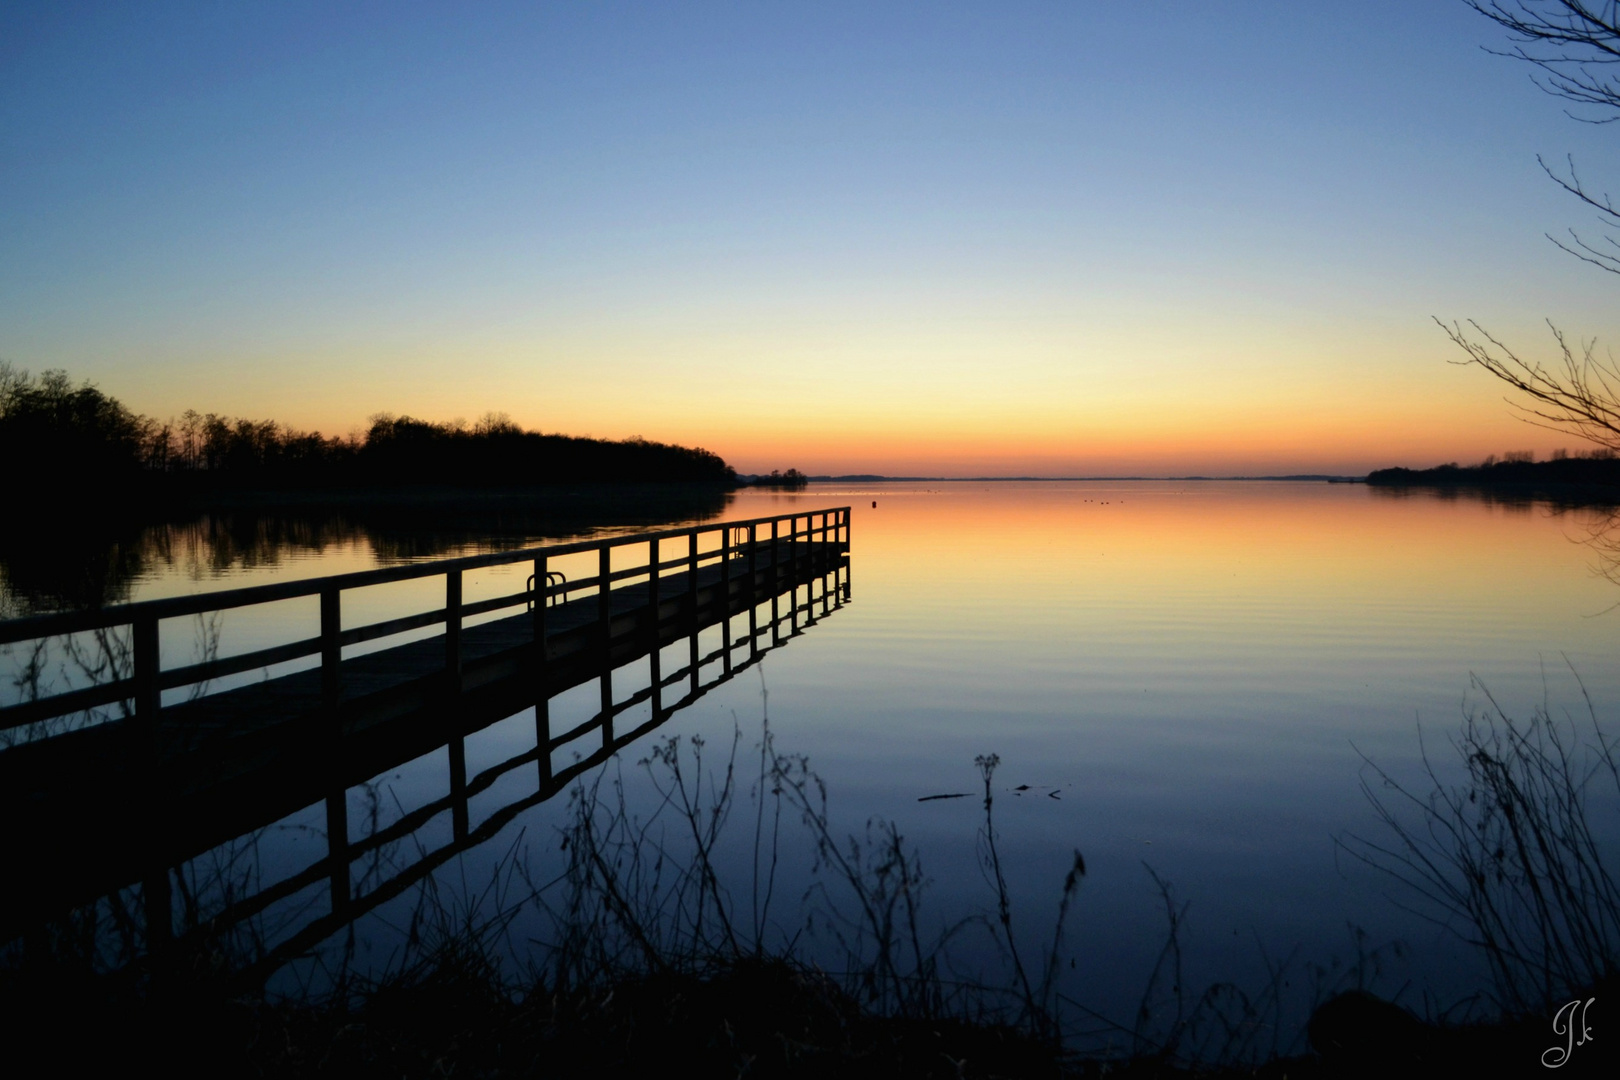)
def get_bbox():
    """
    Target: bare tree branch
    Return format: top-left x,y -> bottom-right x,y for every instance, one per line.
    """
1539,154 -> 1620,272
1449,7 -> 1620,447
1466,2 -> 1620,117
1437,317 -> 1620,450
